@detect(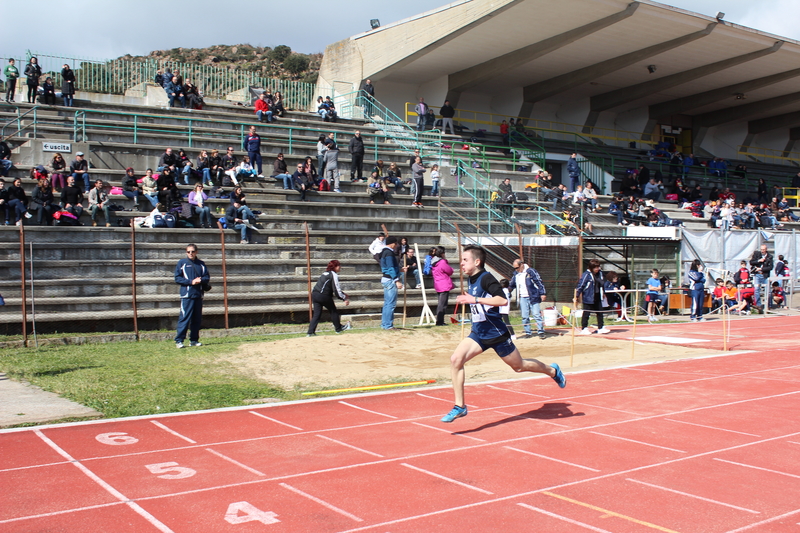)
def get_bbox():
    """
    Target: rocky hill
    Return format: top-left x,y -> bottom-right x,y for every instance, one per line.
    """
118,44 -> 321,84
